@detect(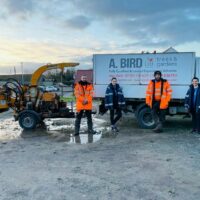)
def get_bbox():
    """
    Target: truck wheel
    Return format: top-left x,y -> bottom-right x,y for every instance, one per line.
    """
135,103 -> 146,118
137,107 -> 156,129
19,112 -> 37,130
